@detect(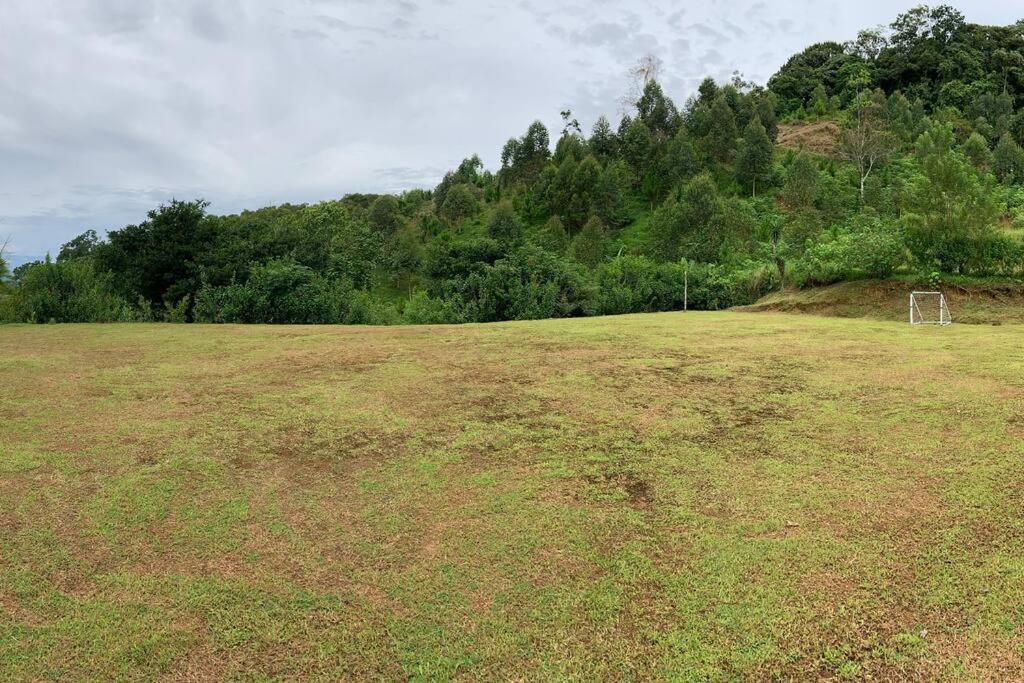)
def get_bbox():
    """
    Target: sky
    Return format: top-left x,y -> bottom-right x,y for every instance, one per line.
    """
0,1 -> 1020,266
